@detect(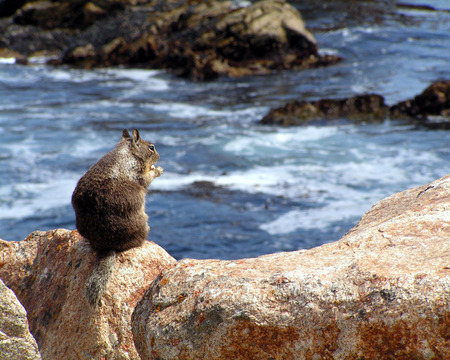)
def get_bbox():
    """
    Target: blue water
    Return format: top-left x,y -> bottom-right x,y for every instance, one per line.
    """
0,1 -> 449,259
